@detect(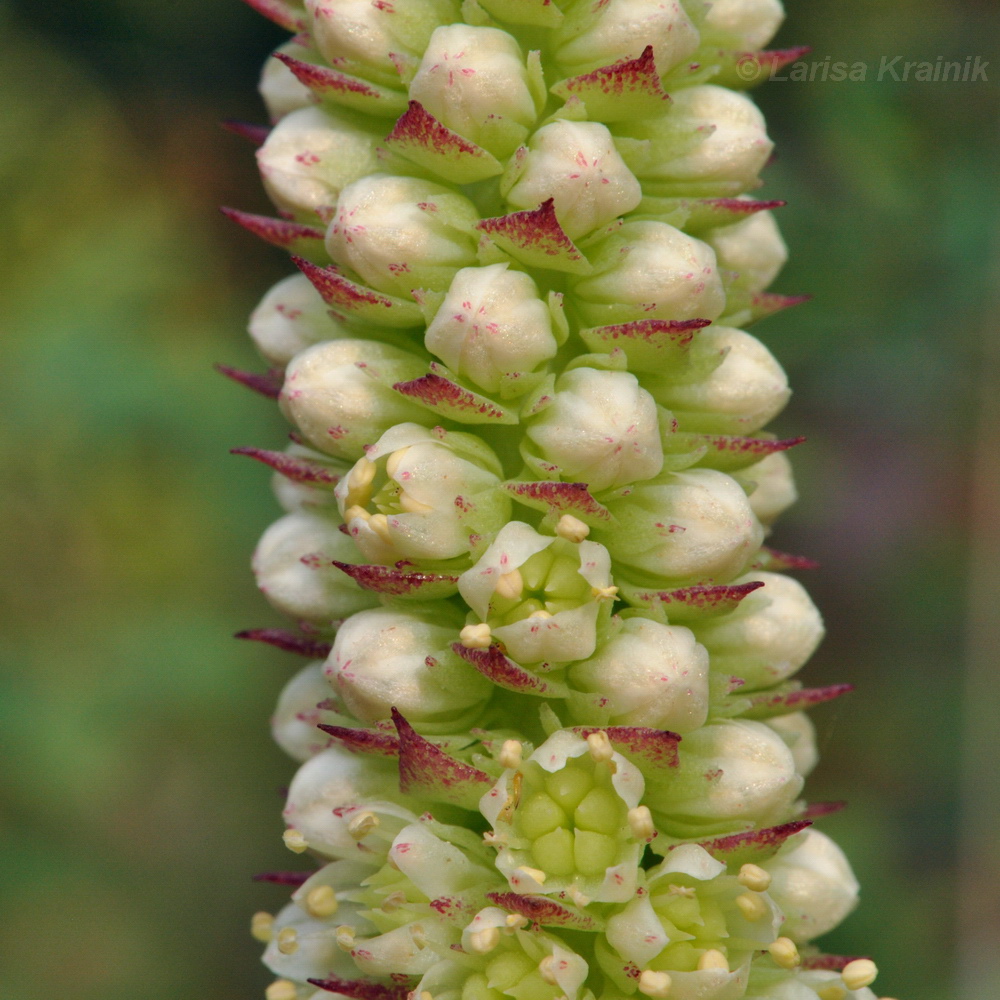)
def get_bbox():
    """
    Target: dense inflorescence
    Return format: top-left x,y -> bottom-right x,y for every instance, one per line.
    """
226,2 -> 890,998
